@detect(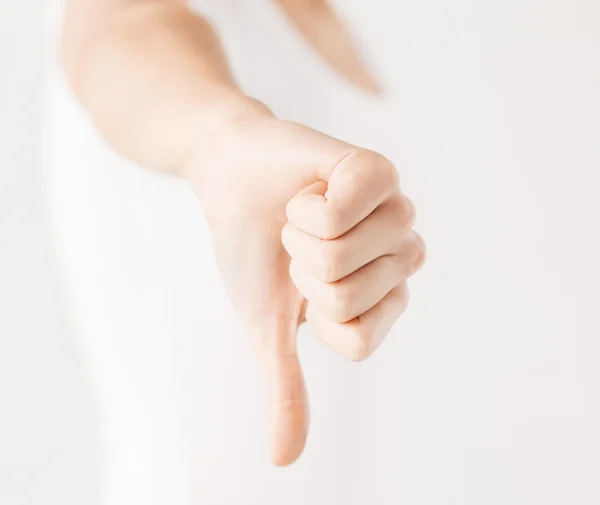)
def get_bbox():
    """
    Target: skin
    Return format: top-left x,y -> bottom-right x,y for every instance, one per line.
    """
272,0 -> 381,94
62,0 -> 426,466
